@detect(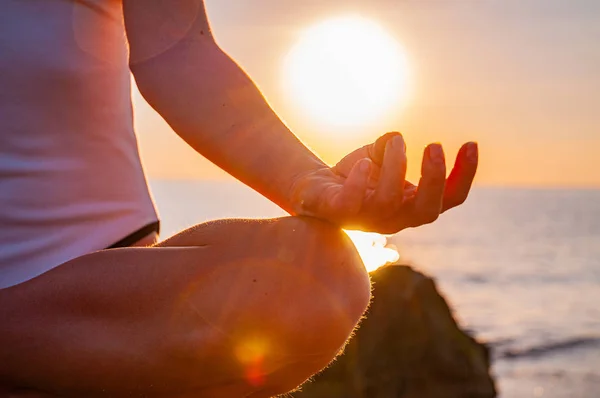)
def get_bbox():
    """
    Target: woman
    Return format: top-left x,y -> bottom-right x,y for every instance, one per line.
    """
0,1 -> 478,396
